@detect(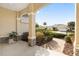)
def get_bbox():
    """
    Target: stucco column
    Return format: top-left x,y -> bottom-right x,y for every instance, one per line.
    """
76,4 -> 79,45
28,12 -> 36,46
